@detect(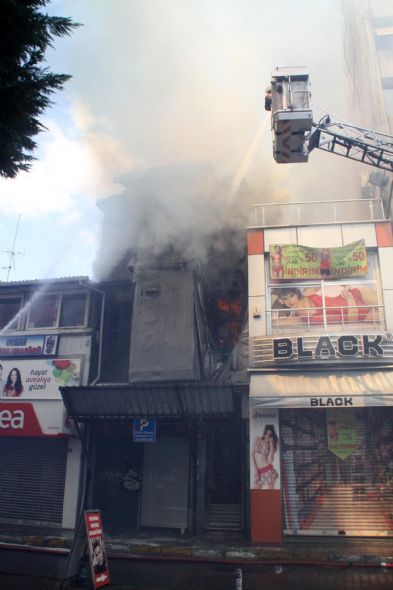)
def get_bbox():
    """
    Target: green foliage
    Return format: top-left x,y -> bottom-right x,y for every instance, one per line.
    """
0,0 -> 80,178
